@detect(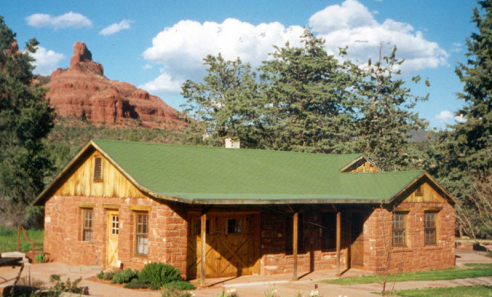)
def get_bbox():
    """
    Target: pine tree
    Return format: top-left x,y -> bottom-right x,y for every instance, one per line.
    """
258,30 -> 359,153
428,1 -> 492,237
355,44 -> 428,171
0,16 -> 56,226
